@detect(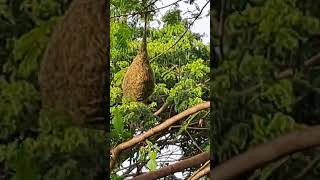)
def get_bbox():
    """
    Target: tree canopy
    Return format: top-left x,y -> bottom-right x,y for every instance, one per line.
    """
110,0 -> 210,179
212,0 -> 320,179
3,0 -> 319,179
0,0 -> 106,179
